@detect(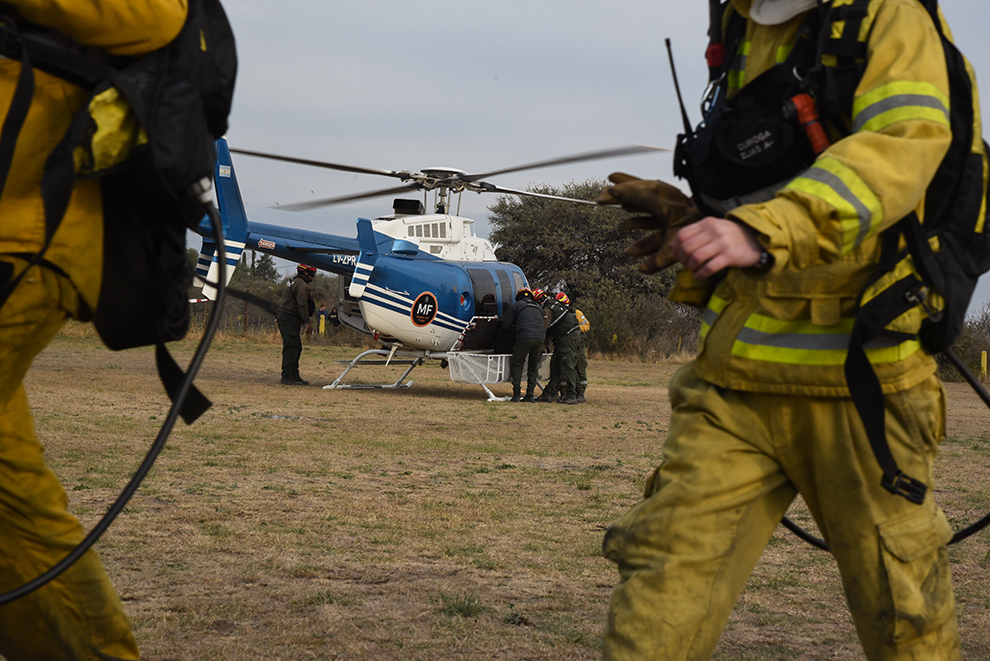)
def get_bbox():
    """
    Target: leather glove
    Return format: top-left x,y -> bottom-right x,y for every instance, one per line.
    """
597,172 -> 703,273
